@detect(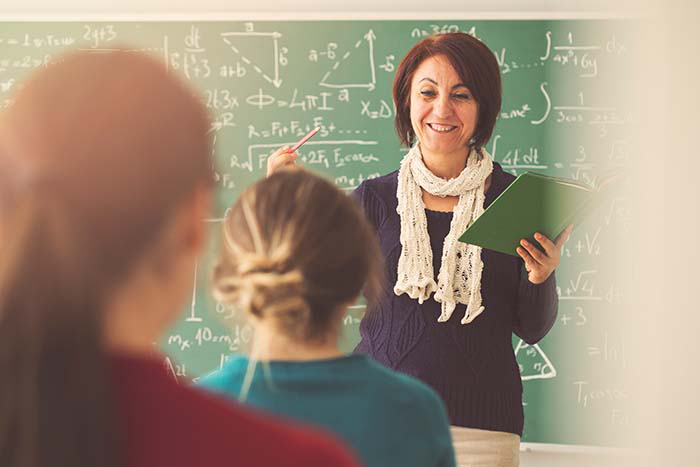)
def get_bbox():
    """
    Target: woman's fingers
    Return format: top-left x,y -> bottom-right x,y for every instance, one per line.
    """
555,224 -> 574,248
516,246 -> 536,271
519,226 -> 572,284
530,226 -> 572,263
266,146 -> 299,177
519,239 -> 547,266
533,232 -> 557,257
517,245 -> 551,284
